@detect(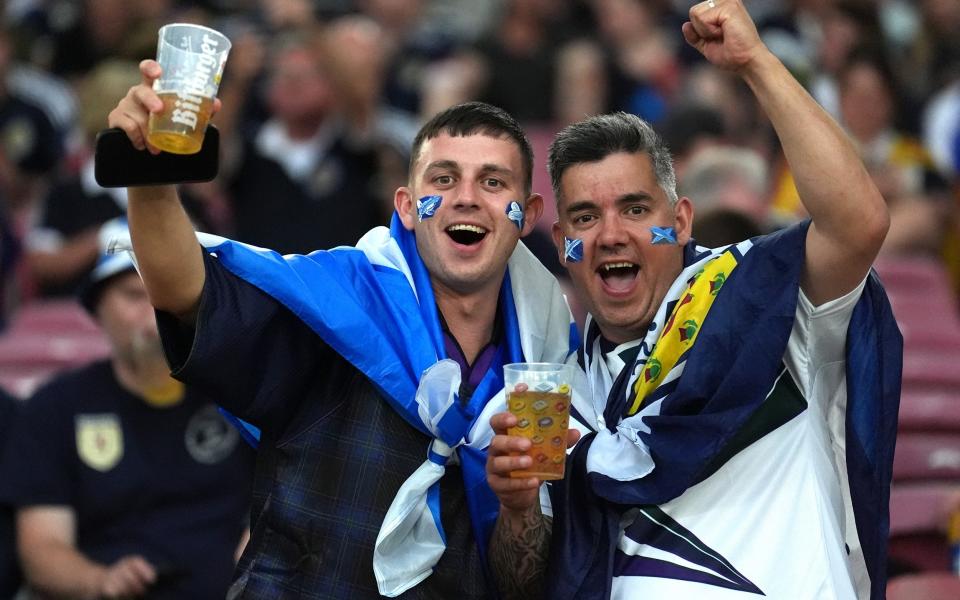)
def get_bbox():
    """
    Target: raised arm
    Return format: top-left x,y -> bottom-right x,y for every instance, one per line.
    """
106,60 -> 210,322
683,0 -> 889,305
